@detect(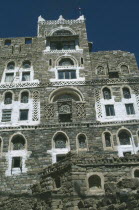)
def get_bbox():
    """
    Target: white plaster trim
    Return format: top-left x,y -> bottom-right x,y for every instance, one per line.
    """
49,26 -> 76,36
43,49 -> 83,54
